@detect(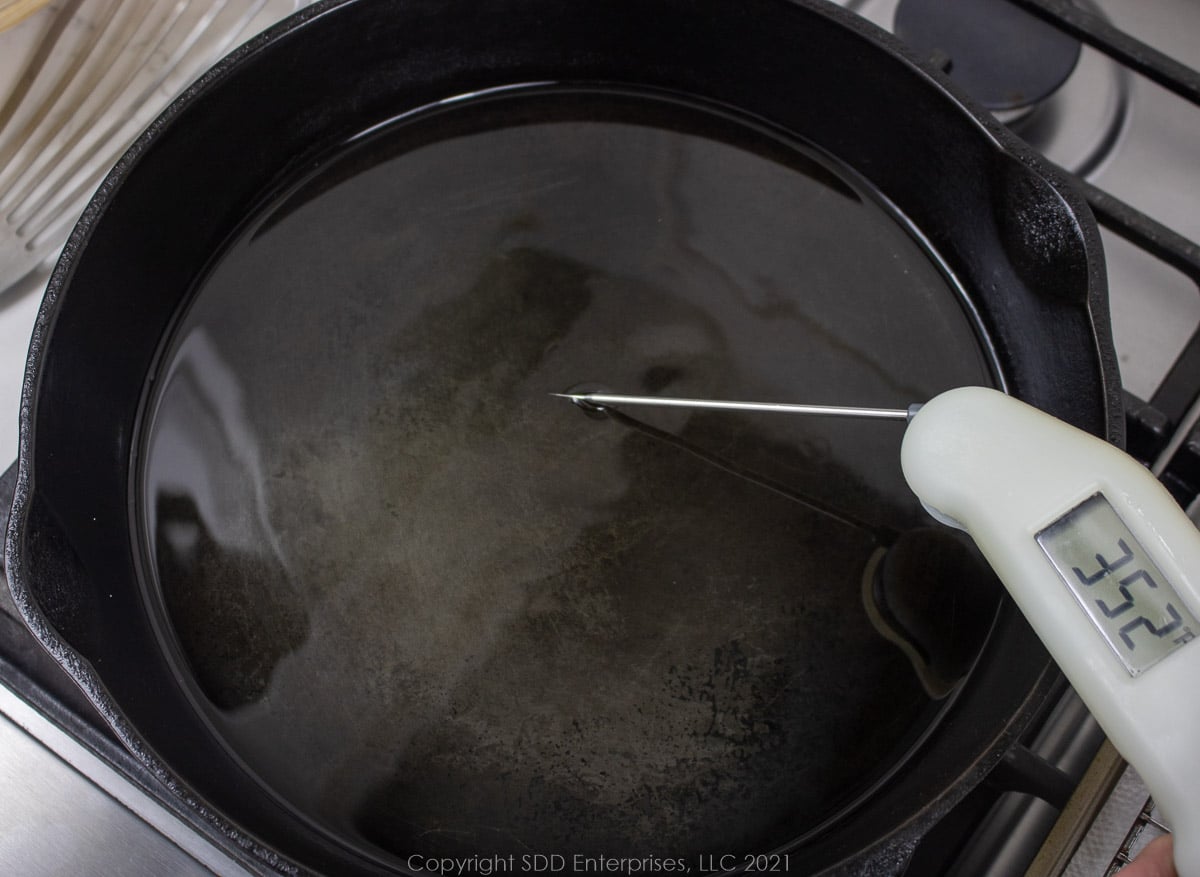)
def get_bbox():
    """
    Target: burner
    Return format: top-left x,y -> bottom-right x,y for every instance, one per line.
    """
894,0 -> 1082,112
1006,39 -> 1131,178
890,0 -> 1130,177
